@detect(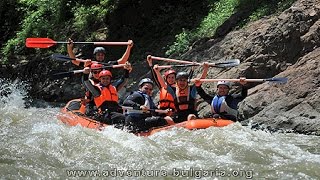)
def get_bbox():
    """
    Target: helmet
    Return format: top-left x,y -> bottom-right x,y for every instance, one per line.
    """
99,70 -> 112,78
90,63 -> 103,70
93,47 -> 106,55
138,78 -> 154,87
164,69 -> 176,79
176,72 -> 189,80
217,81 -> 231,88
